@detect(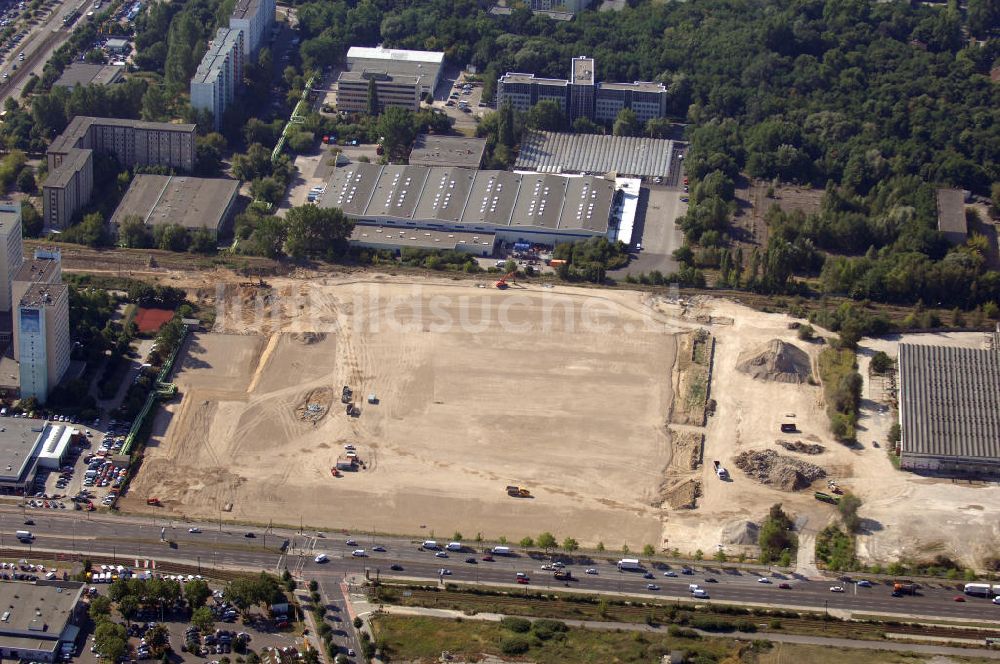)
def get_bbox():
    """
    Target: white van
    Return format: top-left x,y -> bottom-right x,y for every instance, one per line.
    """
351,549 -> 366,557
691,588 -> 709,598
422,540 -> 439,550
15,530 -> 32,541
446,542 -> 463,551
491,546 -> 511,555
688,583 -> 700,592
